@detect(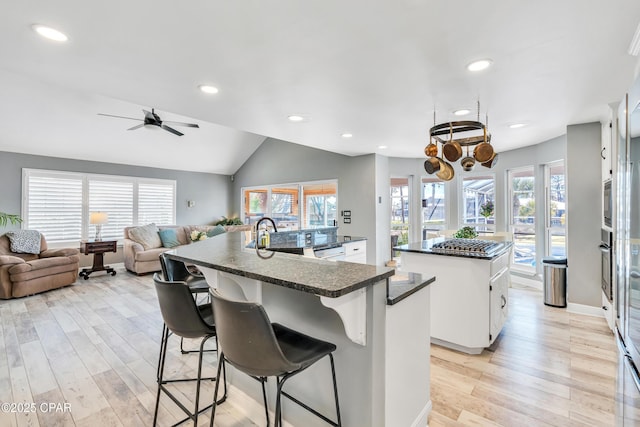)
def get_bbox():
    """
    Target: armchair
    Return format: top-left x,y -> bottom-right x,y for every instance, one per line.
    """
0,233 -> 80,299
